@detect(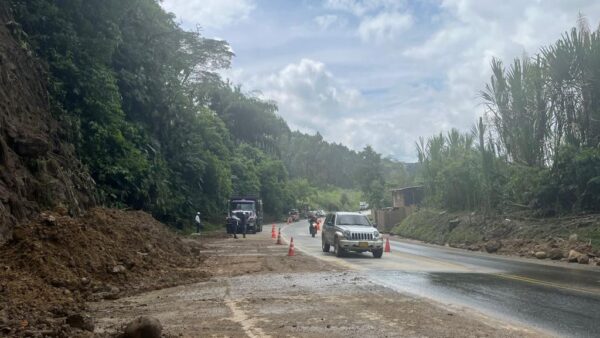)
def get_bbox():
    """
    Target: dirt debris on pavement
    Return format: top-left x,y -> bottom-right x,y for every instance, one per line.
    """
91,229 -> 542,338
